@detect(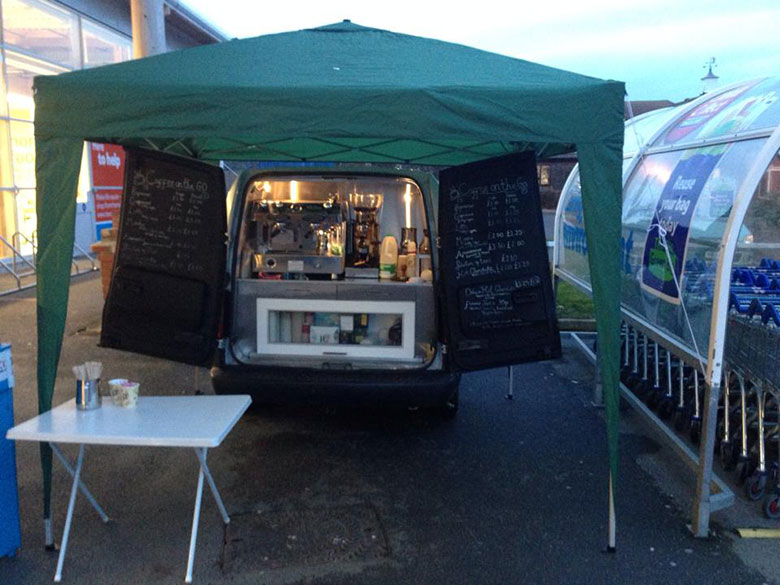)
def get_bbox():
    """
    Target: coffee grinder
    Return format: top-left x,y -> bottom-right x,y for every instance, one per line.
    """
348,192 -> 383,271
